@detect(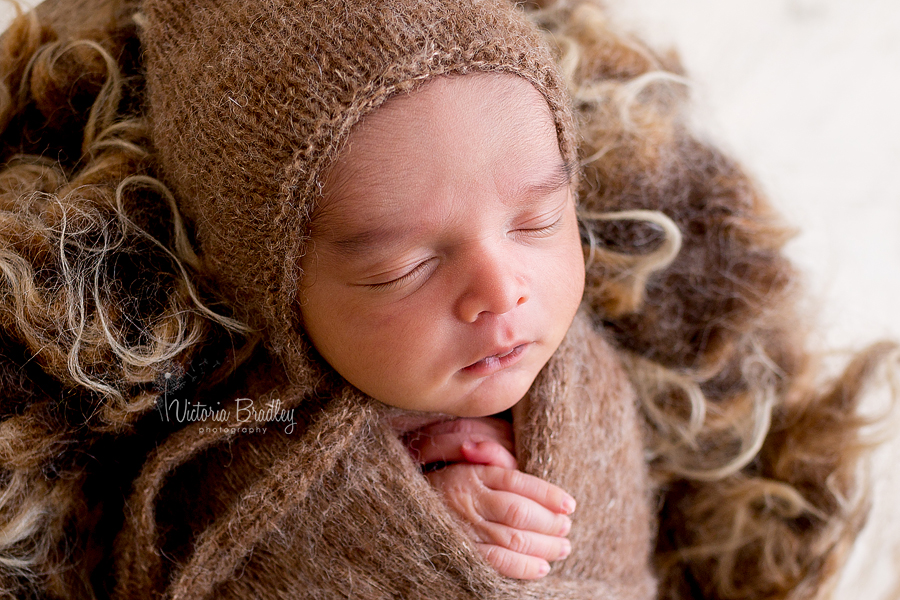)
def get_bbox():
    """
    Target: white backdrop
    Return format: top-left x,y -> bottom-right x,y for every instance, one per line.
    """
2,0 -> 898,597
